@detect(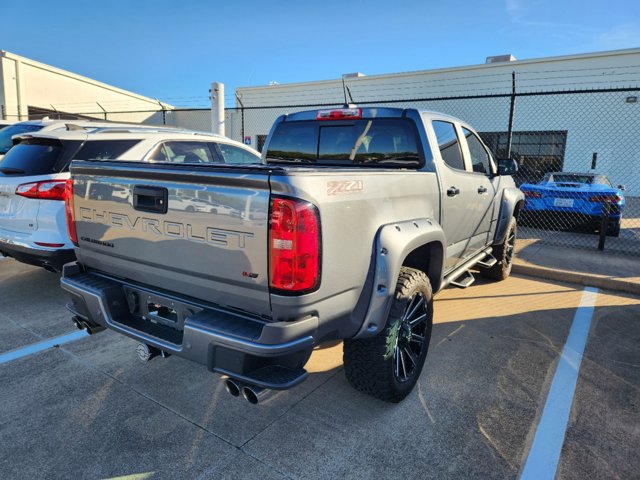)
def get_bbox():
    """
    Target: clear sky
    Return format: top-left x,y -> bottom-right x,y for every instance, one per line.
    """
1,0 -> 639,107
